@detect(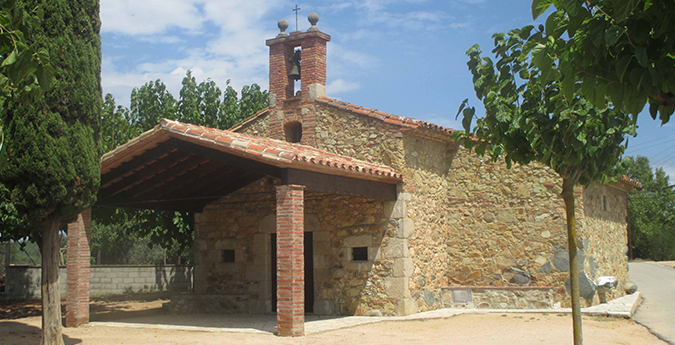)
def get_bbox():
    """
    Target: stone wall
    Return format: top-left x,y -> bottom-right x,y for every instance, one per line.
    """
193,178 -> 277,313
2,265 -> 192,300
224,101 -> 632,313
192,176 -> 412,316
303,192 -> 392,316
578,182 -> 630,303
404,145 -> 579,310
313,104 -> 406,171
440,287 -> 553,309
236,111 -> 270,137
